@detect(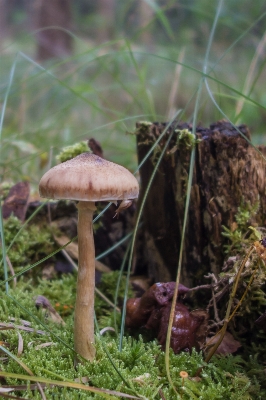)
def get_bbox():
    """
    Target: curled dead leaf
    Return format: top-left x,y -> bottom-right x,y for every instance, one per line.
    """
35,295 -> 65,326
